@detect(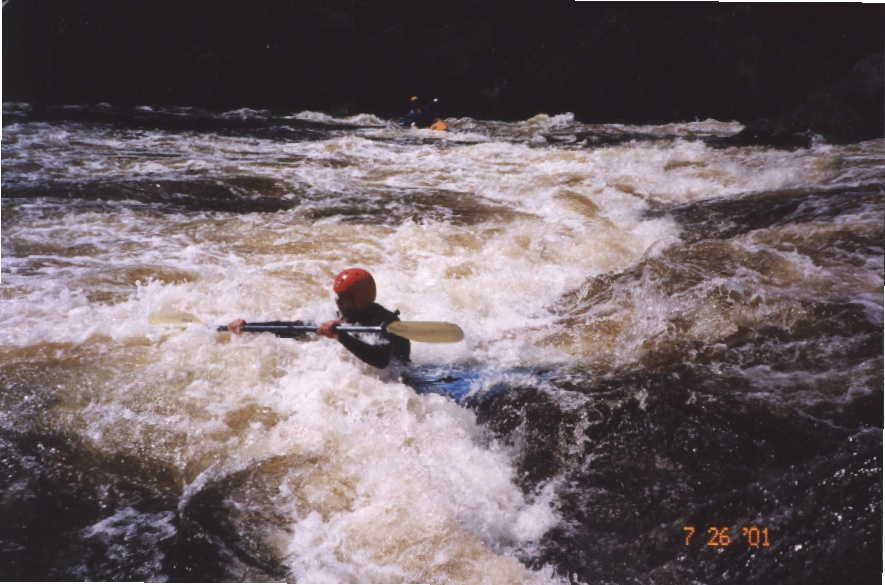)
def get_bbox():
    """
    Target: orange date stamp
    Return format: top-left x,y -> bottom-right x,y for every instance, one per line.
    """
683,525 -> 771,548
